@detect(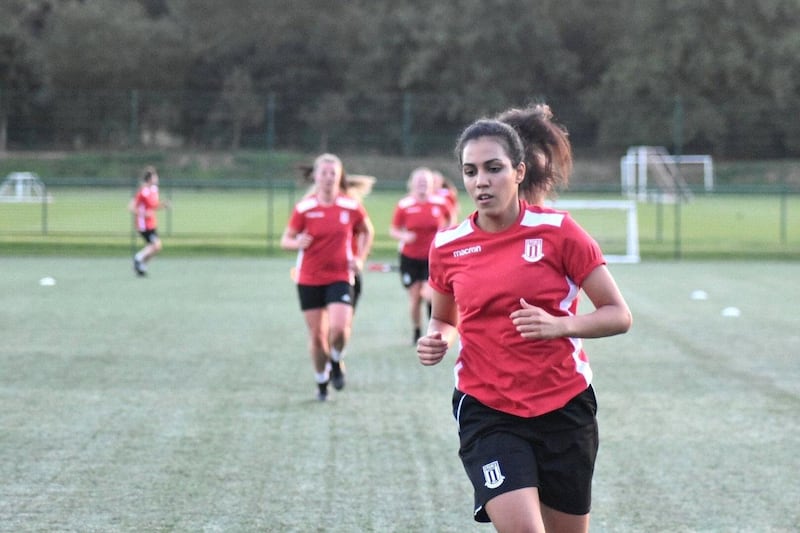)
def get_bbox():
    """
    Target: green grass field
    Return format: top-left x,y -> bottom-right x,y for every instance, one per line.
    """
2,186 -> 799,259
2,257 -> 798,532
